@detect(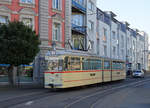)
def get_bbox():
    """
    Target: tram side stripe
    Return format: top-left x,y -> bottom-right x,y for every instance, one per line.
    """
45,70 -> 124,74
